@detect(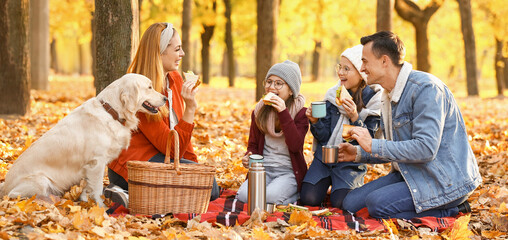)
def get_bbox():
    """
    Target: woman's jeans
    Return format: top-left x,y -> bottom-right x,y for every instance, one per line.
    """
342,171 -> 467,219
108,153 -> 220,201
